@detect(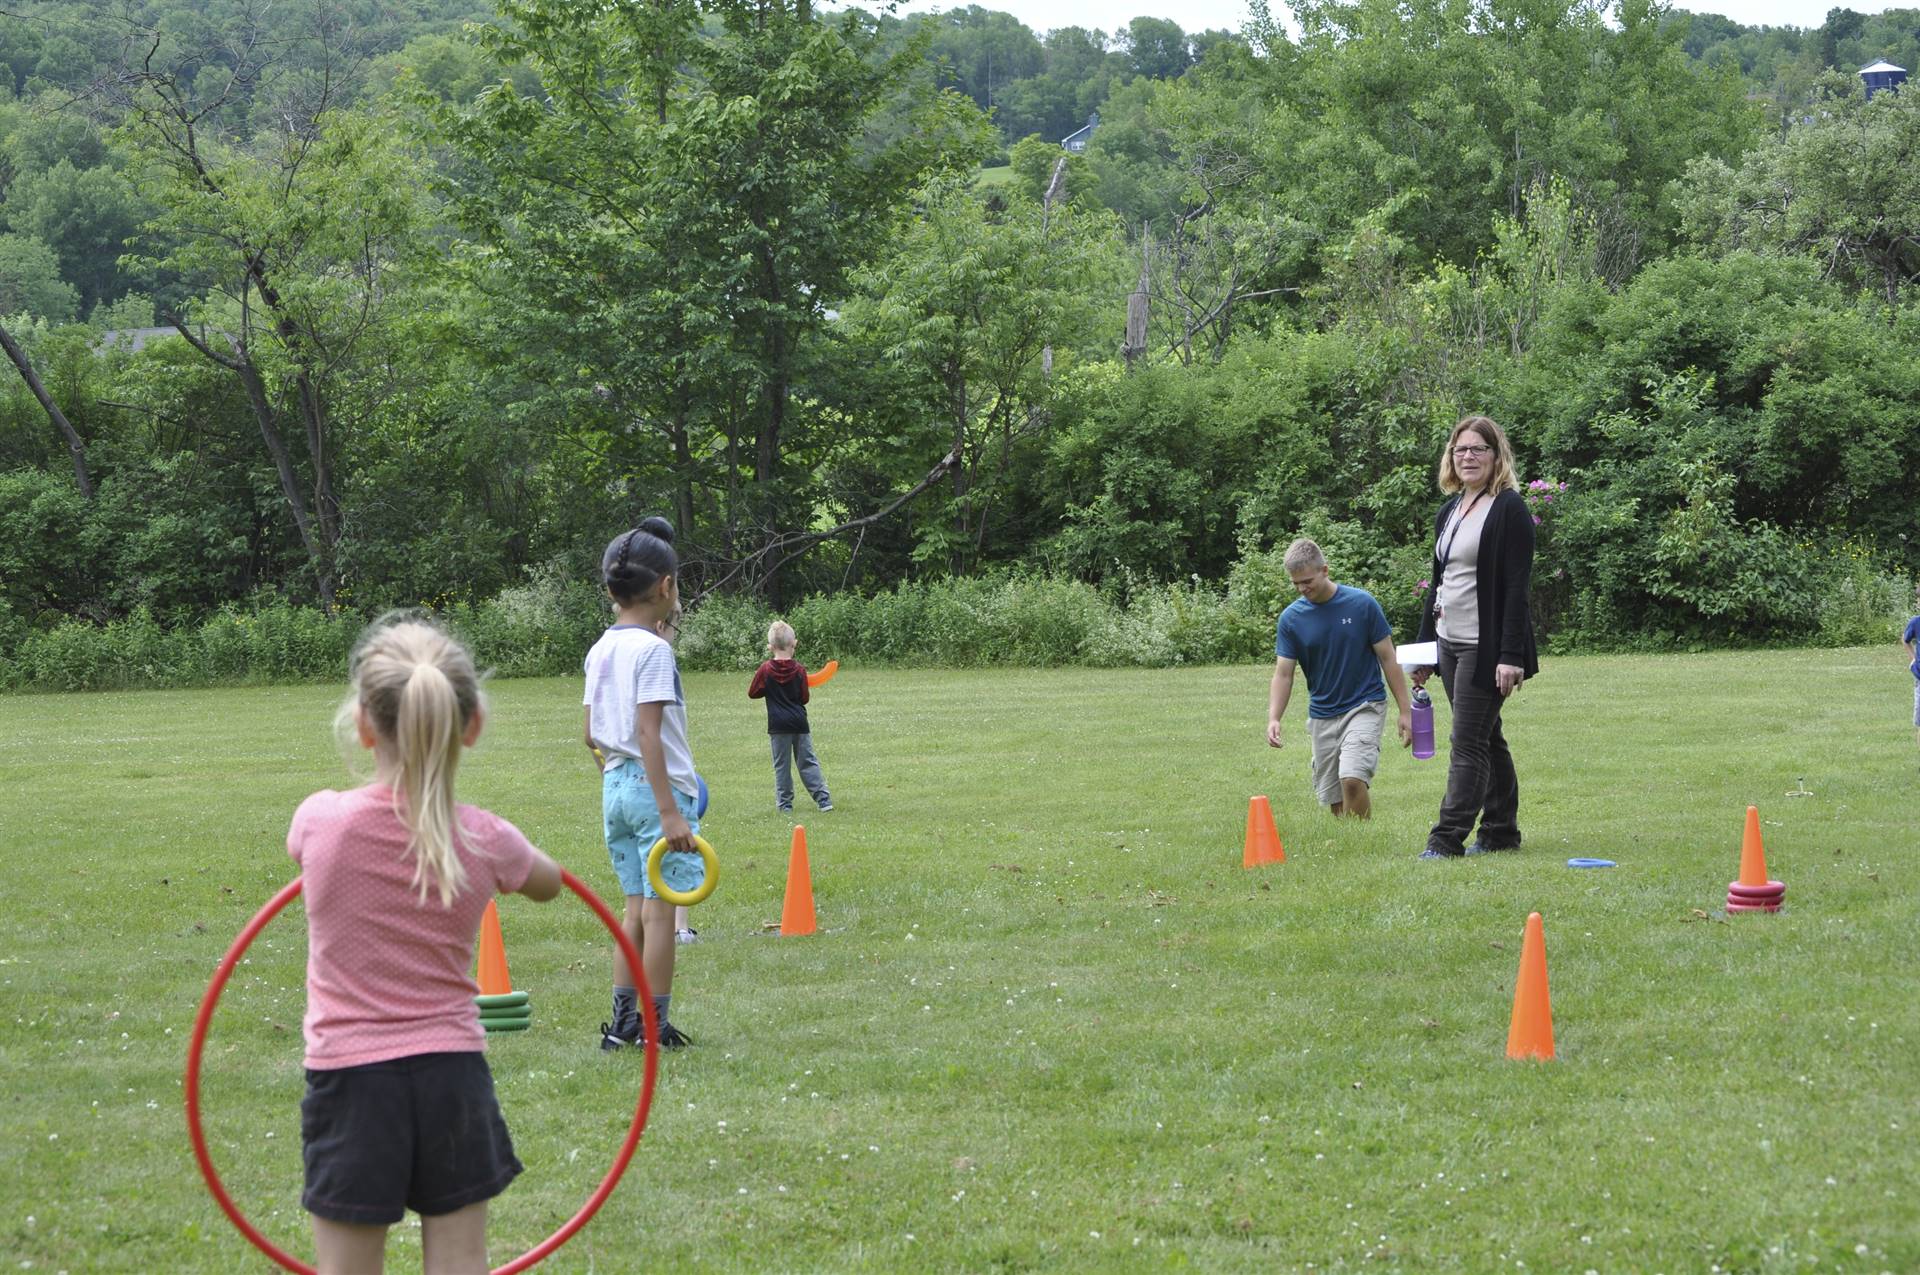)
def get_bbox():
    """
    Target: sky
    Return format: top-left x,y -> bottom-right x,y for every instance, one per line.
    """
830,0 -> 1913,39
